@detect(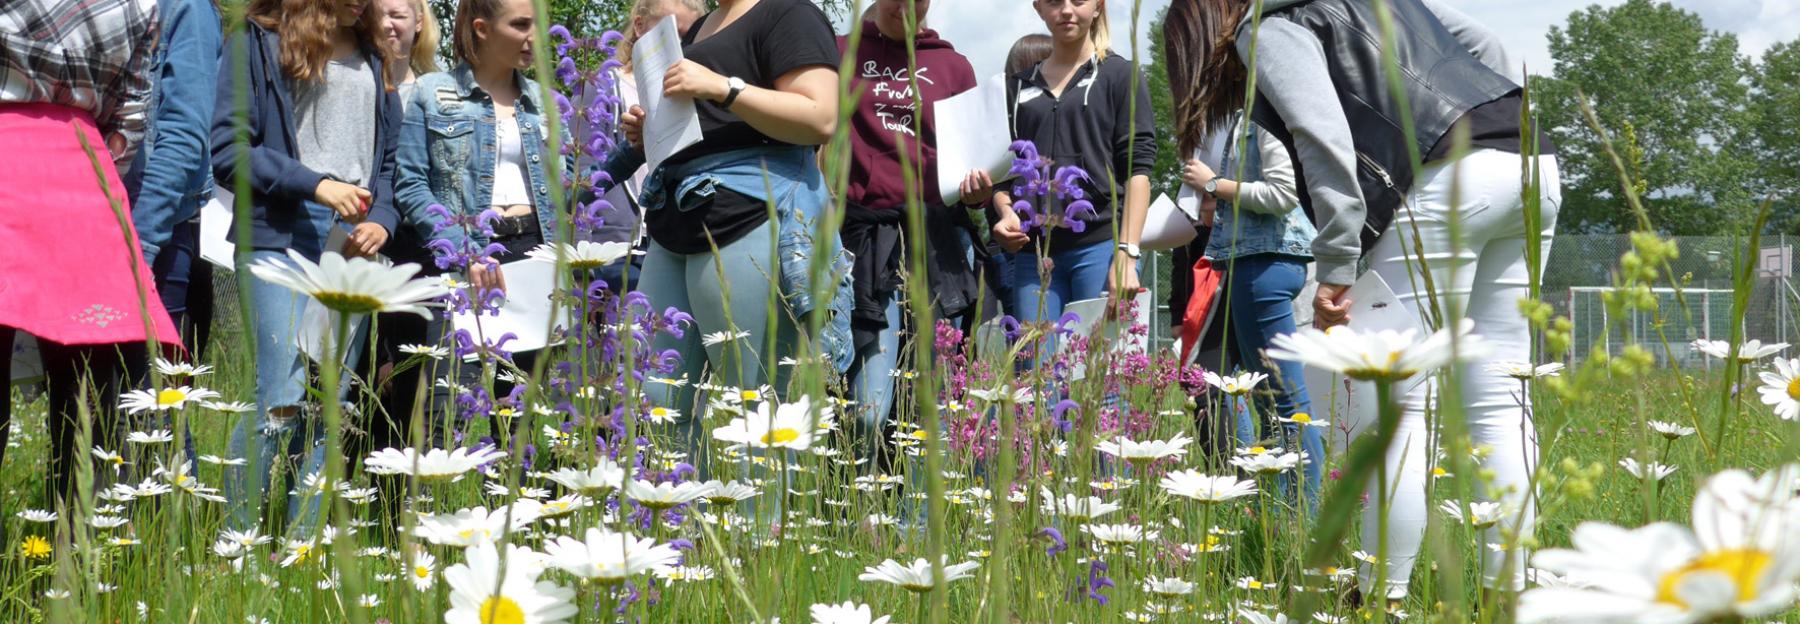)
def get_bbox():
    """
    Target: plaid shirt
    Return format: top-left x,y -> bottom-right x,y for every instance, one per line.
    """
1,0 -> 160,169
